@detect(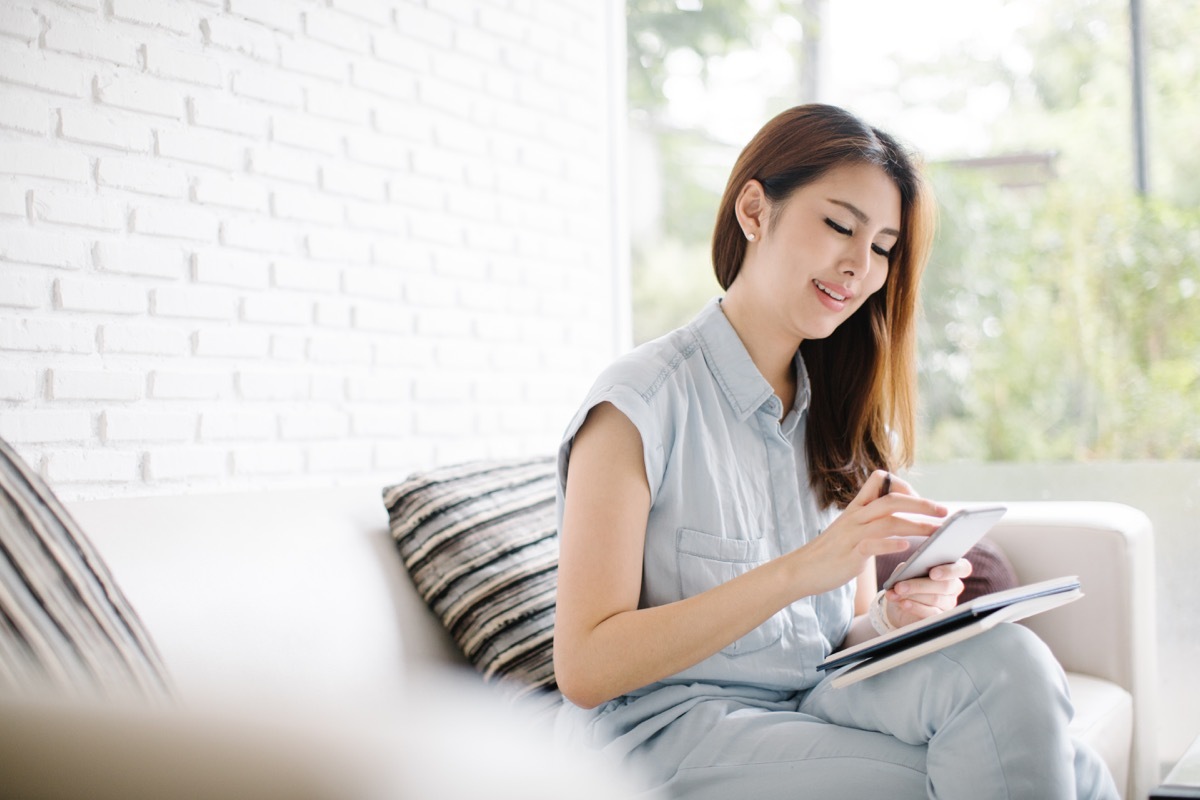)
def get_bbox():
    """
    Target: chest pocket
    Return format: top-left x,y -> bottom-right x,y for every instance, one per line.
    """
677,528 -> 783,657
